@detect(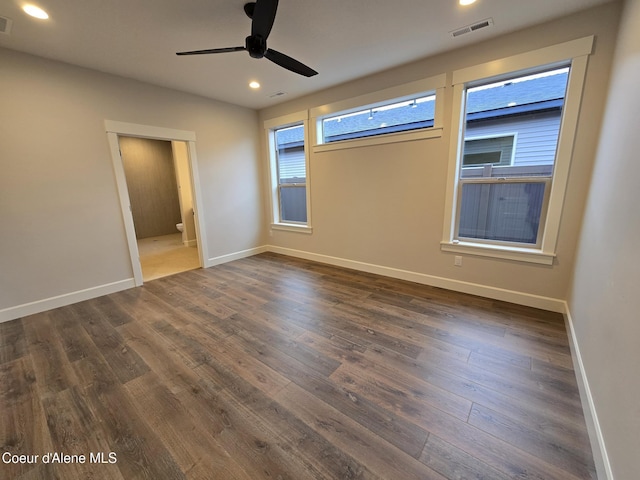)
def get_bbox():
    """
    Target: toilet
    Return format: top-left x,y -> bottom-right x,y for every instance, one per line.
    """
176,223 -> 184,232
